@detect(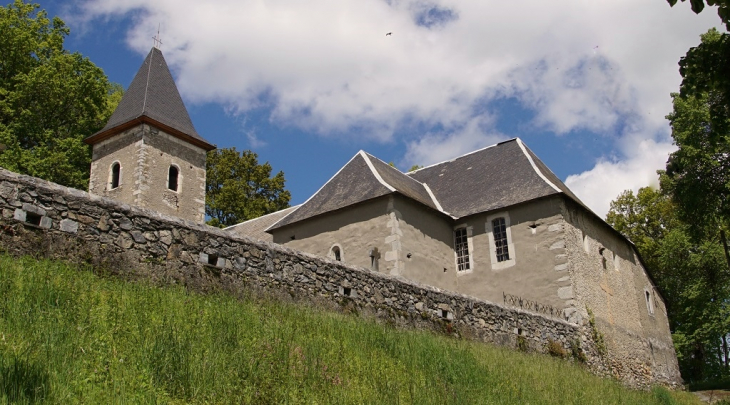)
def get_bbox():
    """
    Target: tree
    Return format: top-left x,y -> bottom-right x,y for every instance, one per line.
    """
205,148 -> 291,227
667,0 -> 730,29
0,1 -> 121,190
662,29 -> 730,272
605,188 -> 677,274
657,28 -> 730,383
